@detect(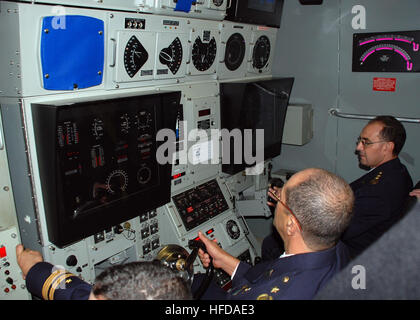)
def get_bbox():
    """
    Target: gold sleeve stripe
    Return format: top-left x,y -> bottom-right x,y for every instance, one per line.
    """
49,273 -> 74,301
42,269 -> 67,300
